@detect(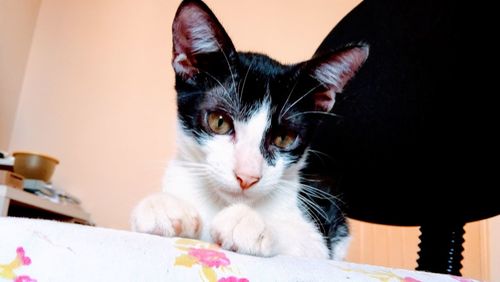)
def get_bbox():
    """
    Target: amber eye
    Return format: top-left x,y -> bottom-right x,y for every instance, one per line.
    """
207,112 -> 233,135
273,131 -> 298,150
